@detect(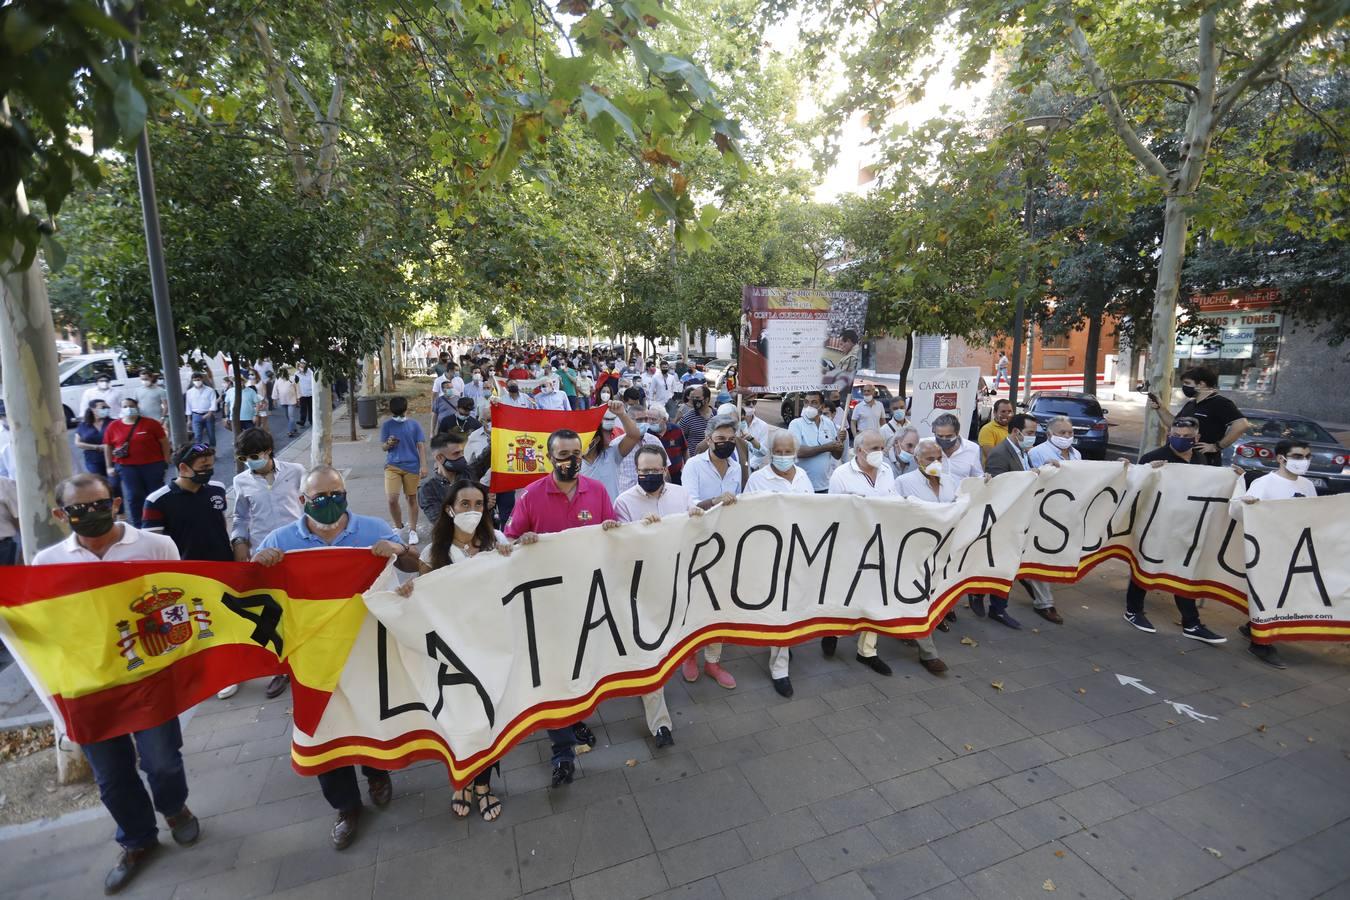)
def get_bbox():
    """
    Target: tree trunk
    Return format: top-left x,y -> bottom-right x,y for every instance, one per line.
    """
1141,194 -> 1189,452
362,353 -> 378,395
0,256 -> 74,561
1083,311 -> 1103,395
229,352 -> 246,472
348,366 -> 358,442
379,335 -> 393,392
311,368 -> 332,467
1023,321 -> 1037,406
896,332 -> 915,399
